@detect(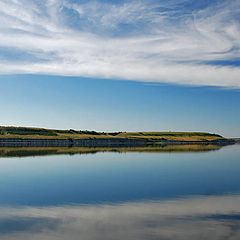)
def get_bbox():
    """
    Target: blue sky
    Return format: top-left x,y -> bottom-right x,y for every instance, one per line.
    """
0,74 -> 239,137
0,0 -> 239,136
